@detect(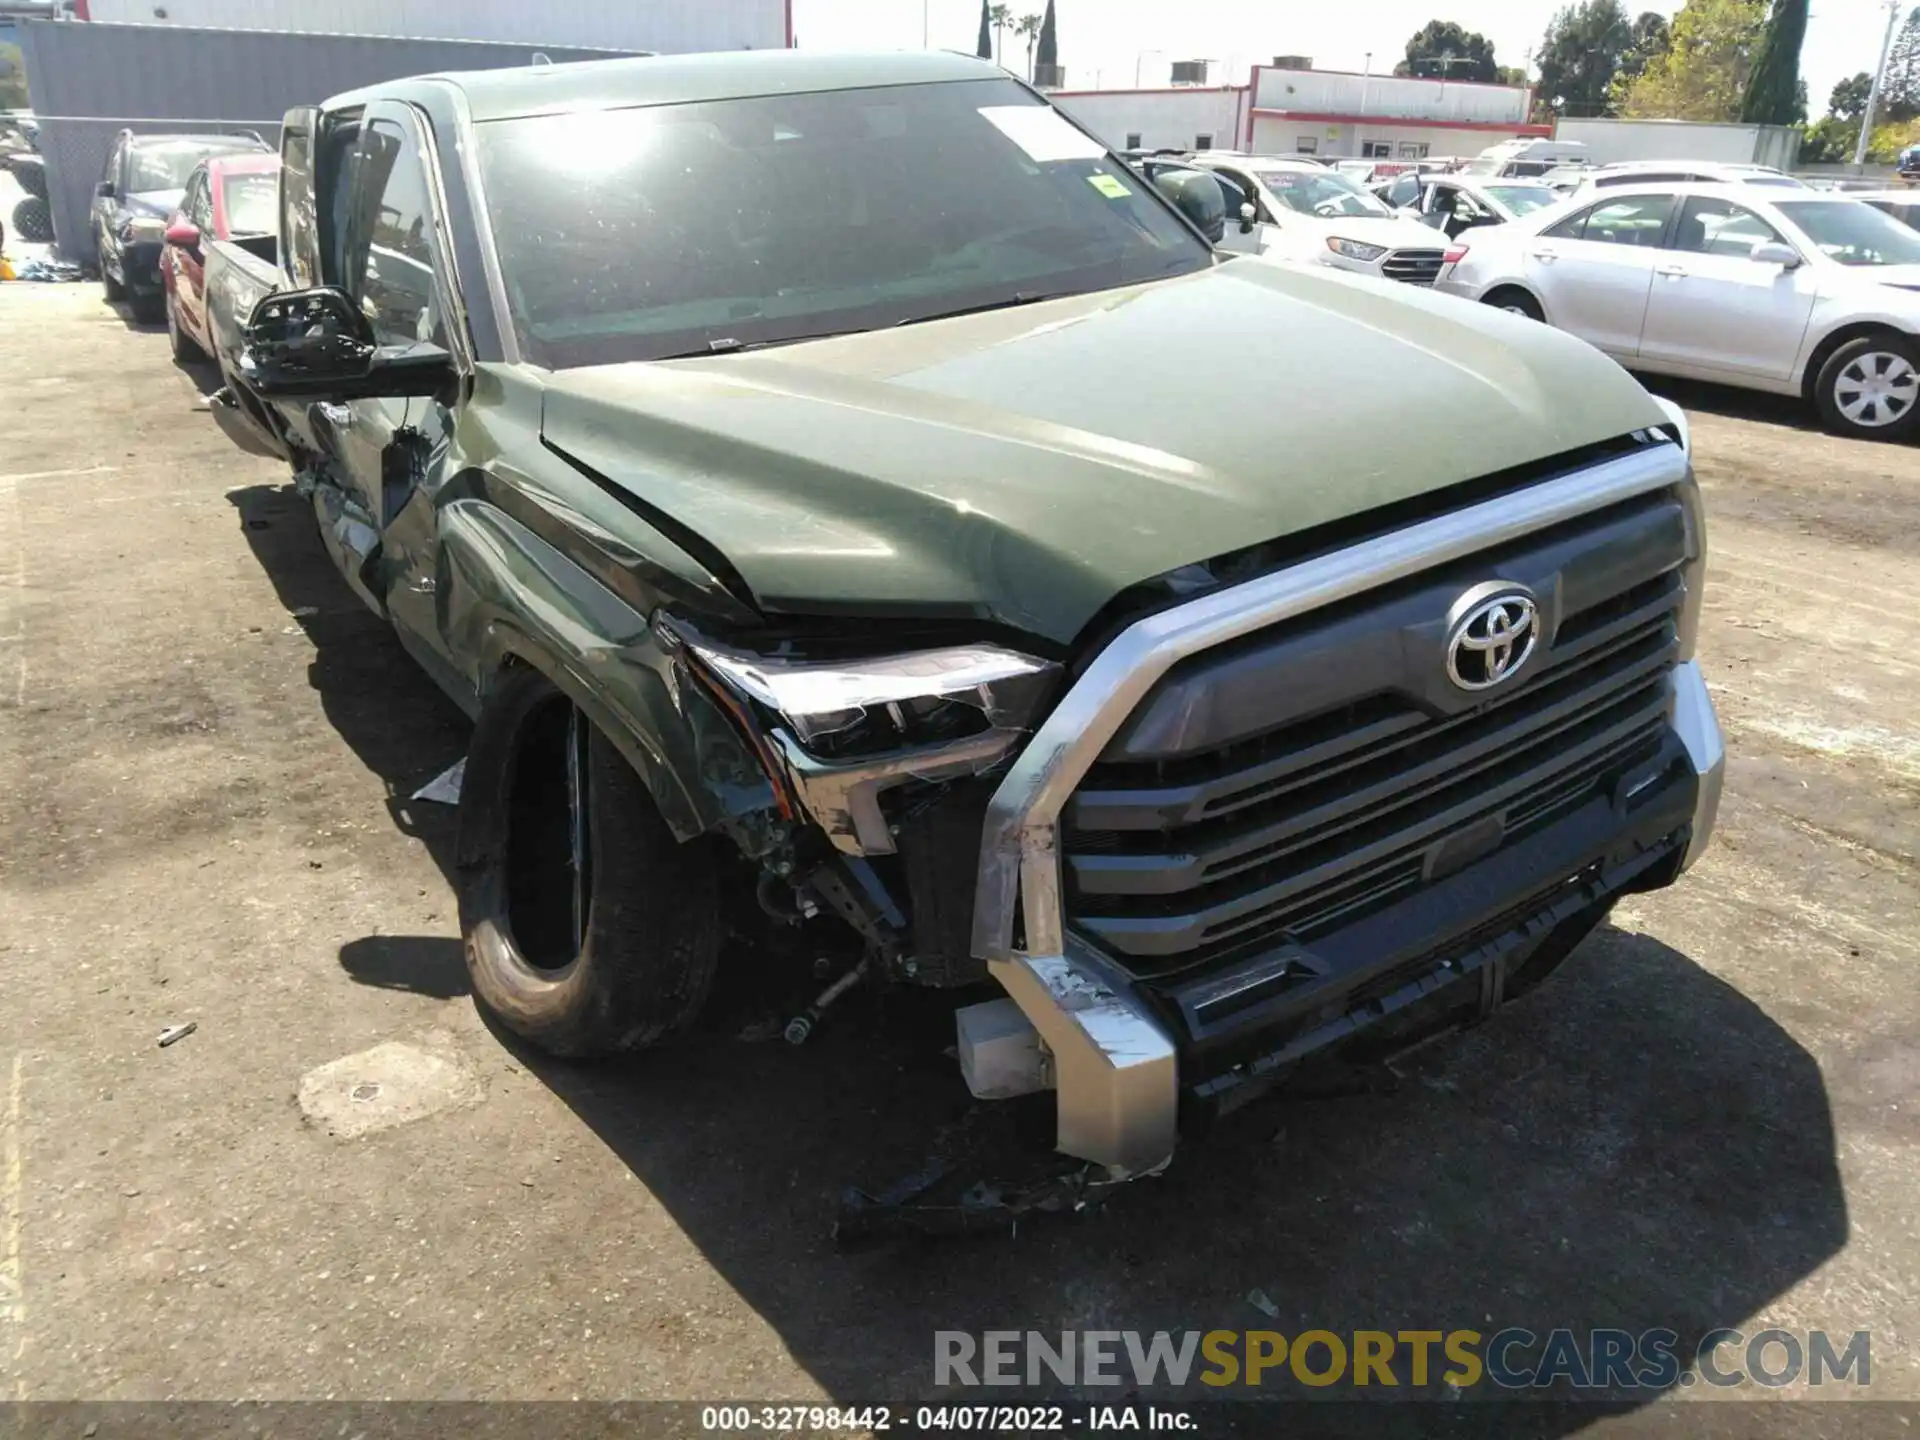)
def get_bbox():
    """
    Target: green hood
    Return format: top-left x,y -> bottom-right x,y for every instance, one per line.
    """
538,258 -> 1667,647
